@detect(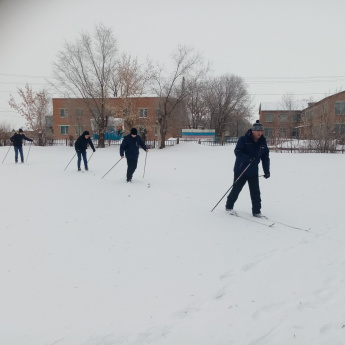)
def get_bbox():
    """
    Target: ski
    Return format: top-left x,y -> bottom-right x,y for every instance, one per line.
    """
262,217 -> 310,232
226,211 -> 310,232
227,211 -> 275,228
